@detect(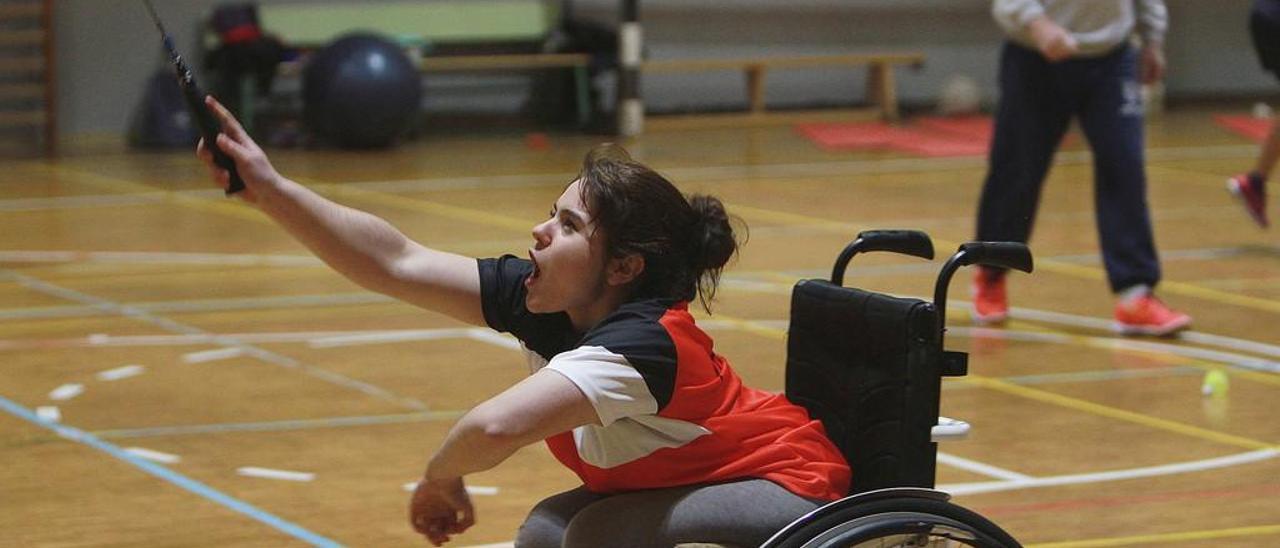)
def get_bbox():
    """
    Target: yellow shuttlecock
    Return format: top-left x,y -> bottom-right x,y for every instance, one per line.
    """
1200,369 -> 1230,397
